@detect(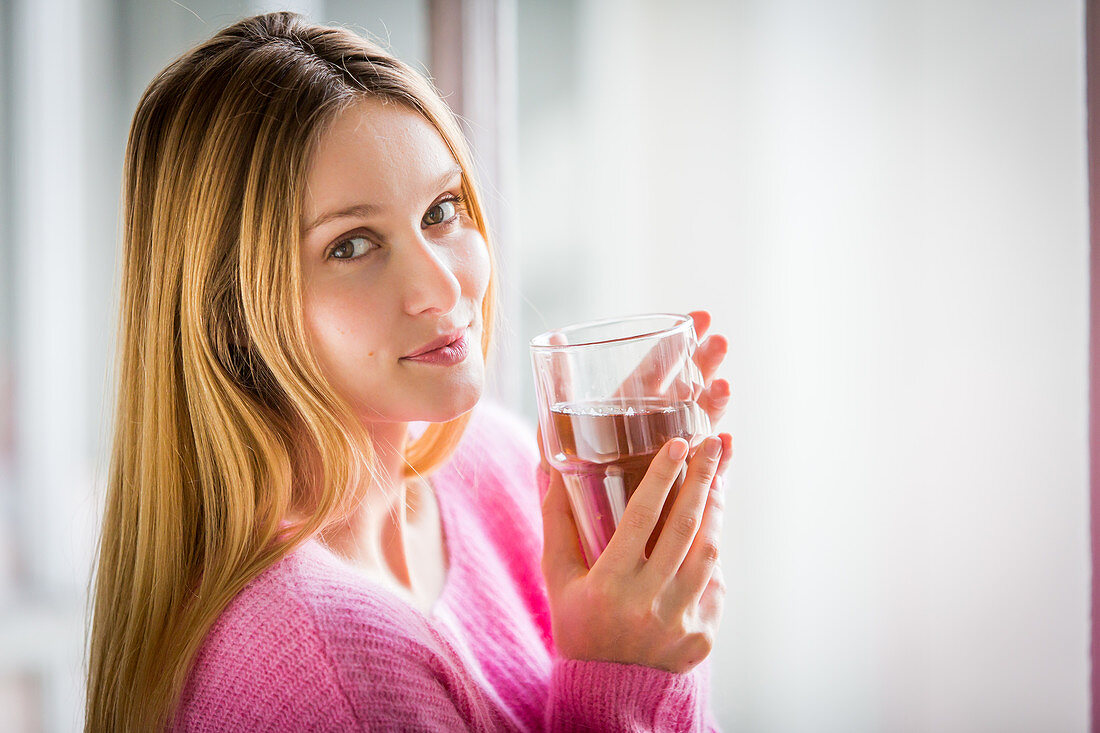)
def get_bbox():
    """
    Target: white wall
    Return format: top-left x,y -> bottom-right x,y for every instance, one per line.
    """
515,1 -> 1089,730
